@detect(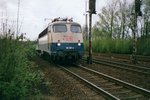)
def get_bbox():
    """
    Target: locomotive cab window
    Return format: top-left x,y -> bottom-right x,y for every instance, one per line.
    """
71,25 -> 81,33
53,24 -> 67,33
